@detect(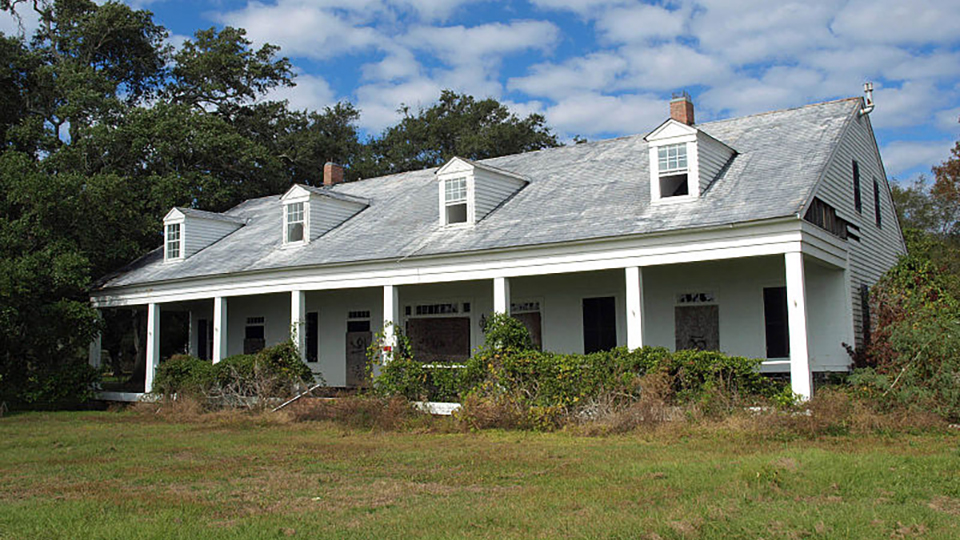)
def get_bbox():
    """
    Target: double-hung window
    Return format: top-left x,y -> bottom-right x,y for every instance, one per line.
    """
165,223 -> 181,260
286,202 -> 305,243
444,177 -> 468,225
657,143 -> 689,197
